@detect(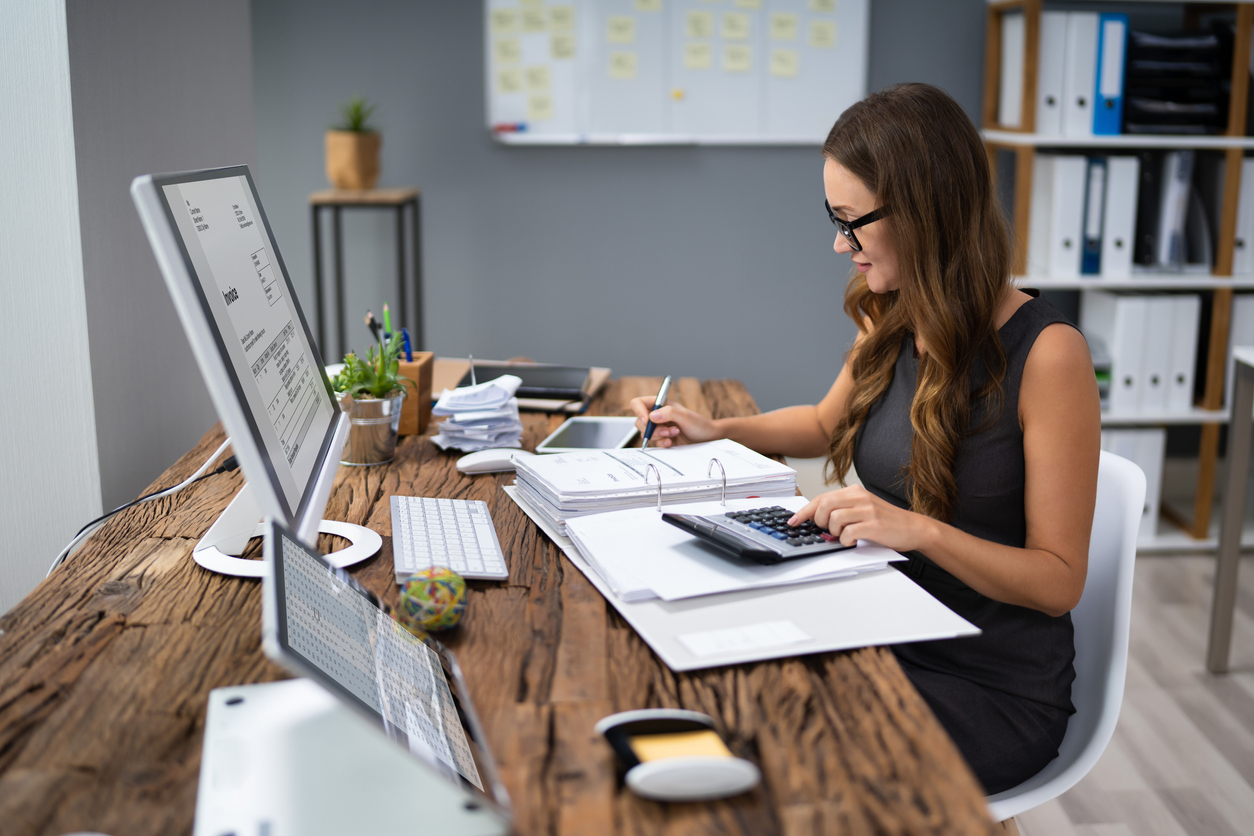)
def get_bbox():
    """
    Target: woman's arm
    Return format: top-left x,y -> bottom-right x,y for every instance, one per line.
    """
790,323 -> 1100,617
628,331 -> 865,457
